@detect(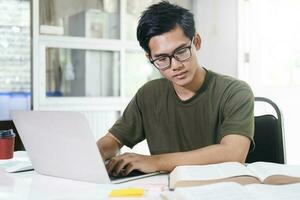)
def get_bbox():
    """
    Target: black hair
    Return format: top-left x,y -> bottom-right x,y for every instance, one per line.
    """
136,1 -> 195,53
